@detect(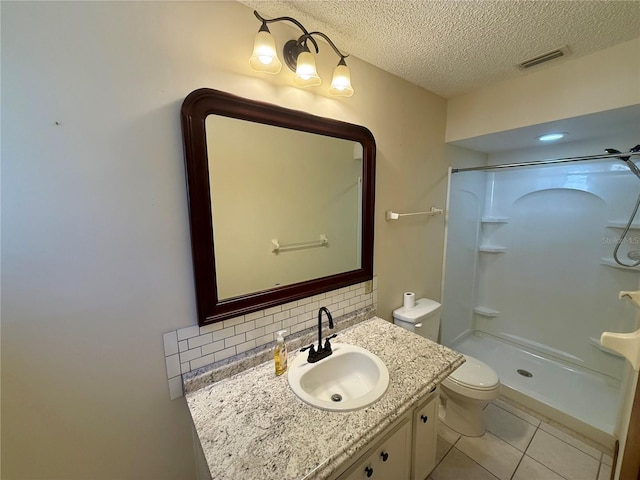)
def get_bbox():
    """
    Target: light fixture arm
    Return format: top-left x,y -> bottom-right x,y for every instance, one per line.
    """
253,10 -> 319,54
307,31 -> 349,62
